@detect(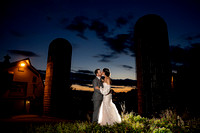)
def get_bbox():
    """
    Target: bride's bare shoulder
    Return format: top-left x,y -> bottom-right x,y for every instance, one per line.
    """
106,77 -> 111,85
